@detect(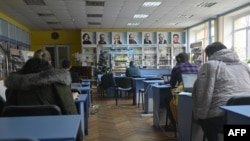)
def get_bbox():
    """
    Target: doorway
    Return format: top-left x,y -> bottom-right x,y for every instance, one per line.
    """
44,45 -> 70,68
